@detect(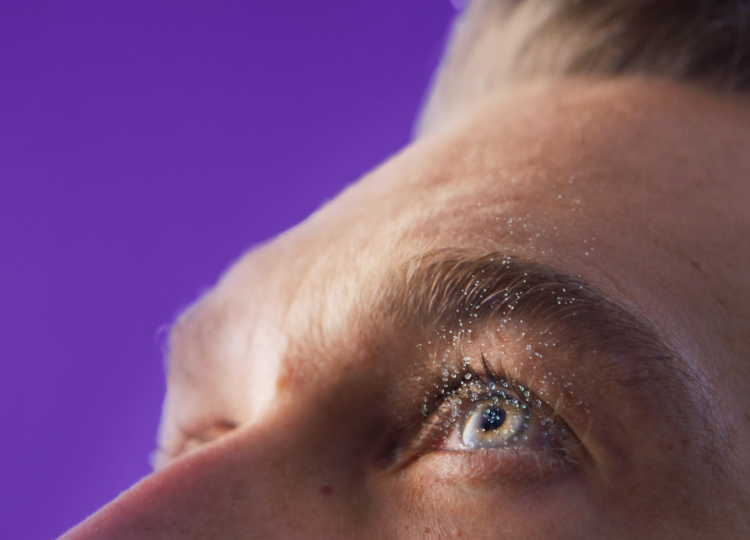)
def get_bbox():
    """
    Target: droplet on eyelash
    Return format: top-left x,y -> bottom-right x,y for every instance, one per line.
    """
464,373 -> 472,380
